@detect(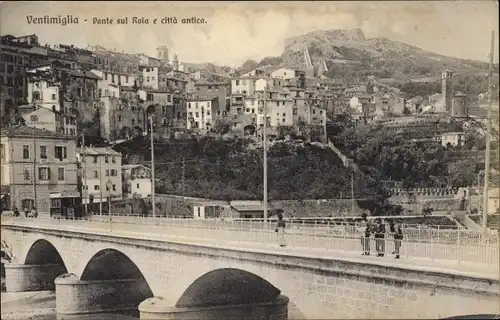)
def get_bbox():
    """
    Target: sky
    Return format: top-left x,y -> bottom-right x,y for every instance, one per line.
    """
1,1 -> 499,67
